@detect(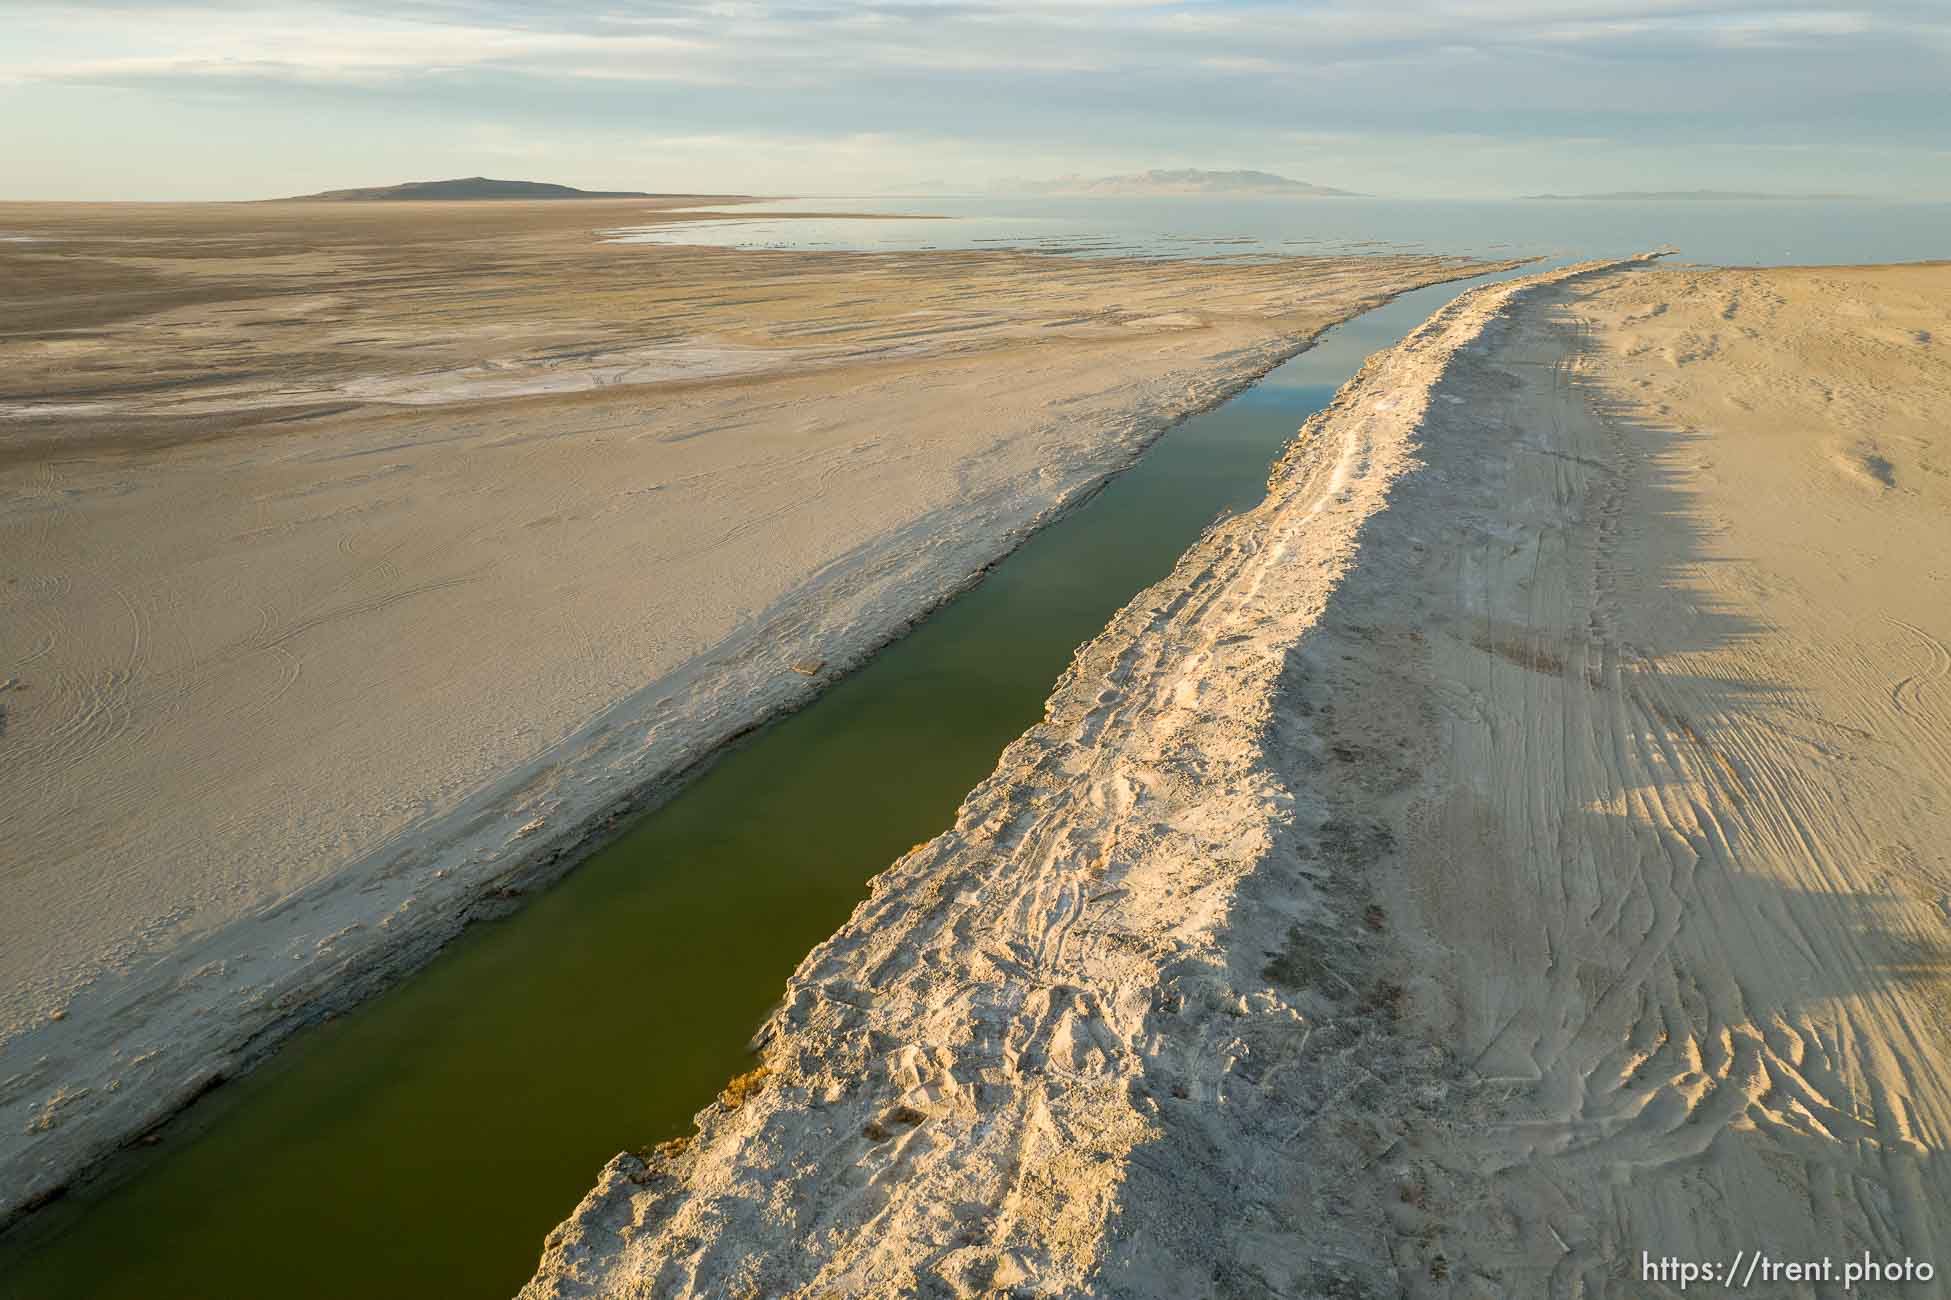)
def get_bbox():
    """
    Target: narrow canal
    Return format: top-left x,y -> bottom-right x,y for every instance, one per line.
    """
0,264 -> 1531,1299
